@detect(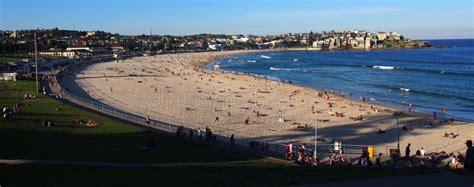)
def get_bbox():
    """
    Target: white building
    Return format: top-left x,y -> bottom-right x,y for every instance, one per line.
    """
208,44 -> 223,50
237,37 -> 250,43
0,73 -> 18,81
38,50 -> 76,57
